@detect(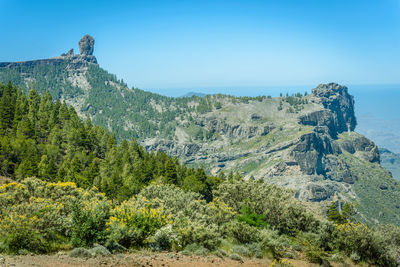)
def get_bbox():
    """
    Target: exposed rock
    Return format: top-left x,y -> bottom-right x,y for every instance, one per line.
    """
79,34 -> 95,56
300,83 -> 357,137
67,48 -> 74,56
323,155 -> 355,183
201,118 -> 274,139
338,132 -> 380,163
143,140 -> 201,157
291,132 -> 337,175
